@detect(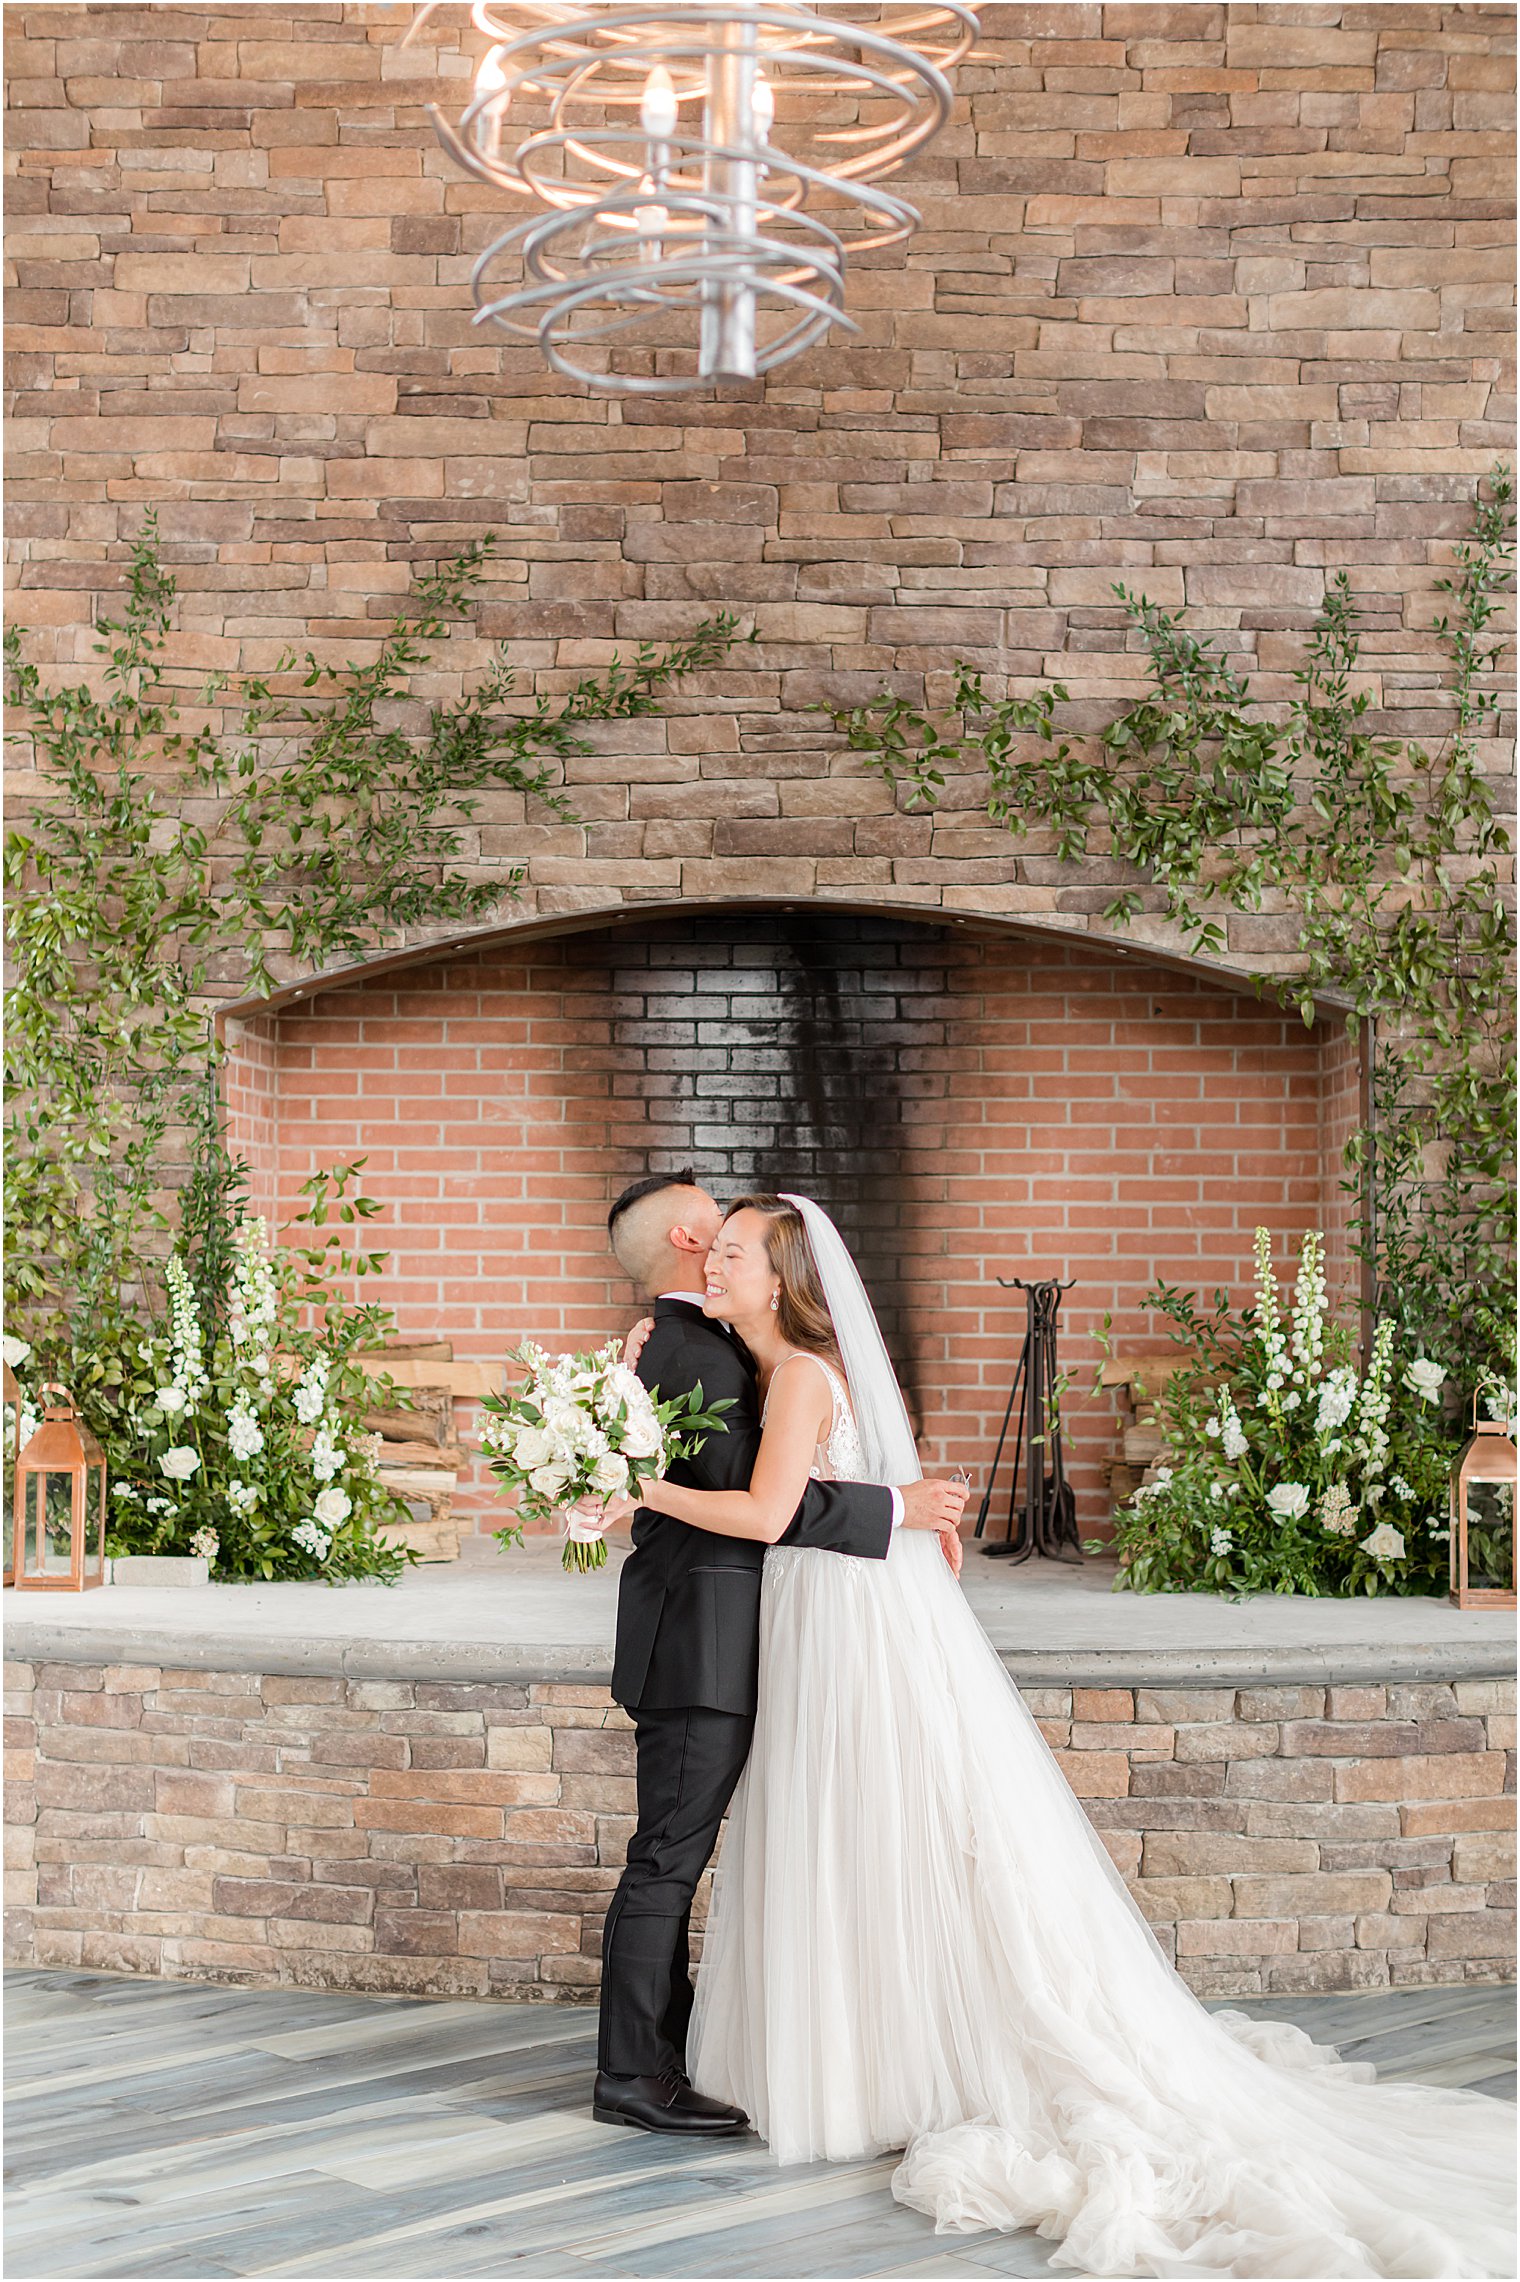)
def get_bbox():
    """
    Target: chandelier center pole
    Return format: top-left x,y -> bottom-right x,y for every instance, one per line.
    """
703,13 -> 763,380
